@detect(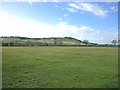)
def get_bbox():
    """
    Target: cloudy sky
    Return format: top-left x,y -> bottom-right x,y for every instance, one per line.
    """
0,2 -> 118,44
